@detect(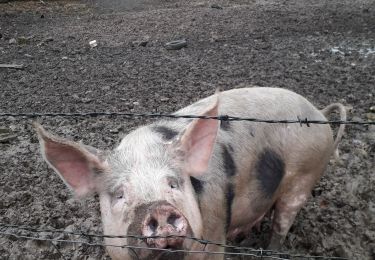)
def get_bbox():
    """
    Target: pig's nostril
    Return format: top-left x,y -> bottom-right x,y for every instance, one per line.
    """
167,213 -> 179,226
148,218 -> 158,232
